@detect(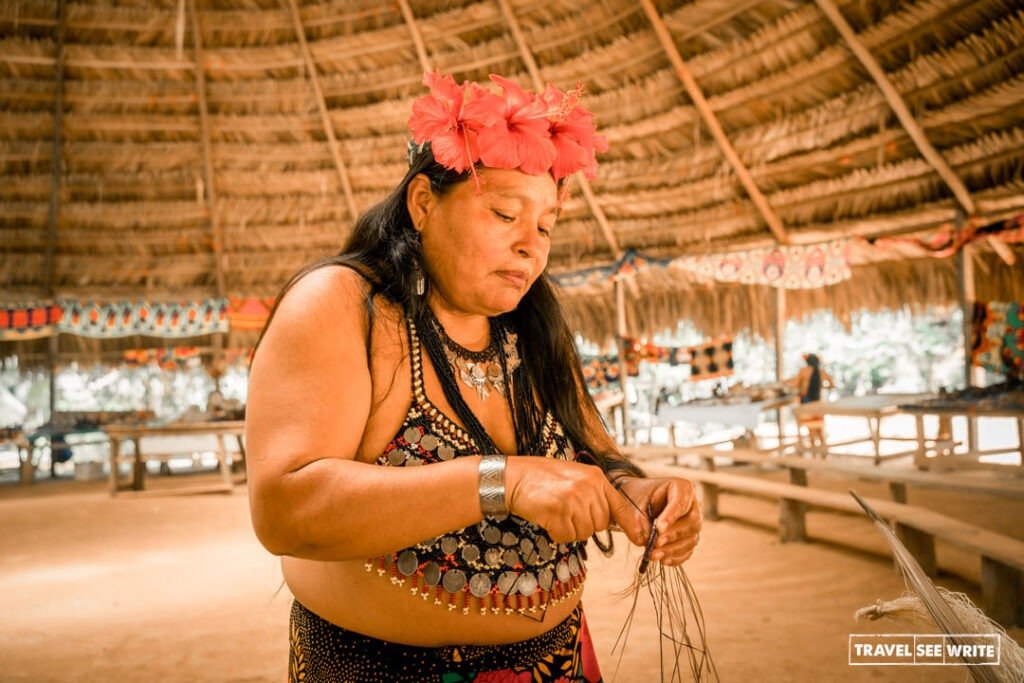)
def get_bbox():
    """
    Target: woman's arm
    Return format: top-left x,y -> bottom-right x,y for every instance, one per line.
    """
246,267 -> 634,560
246,267 -> 484,561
